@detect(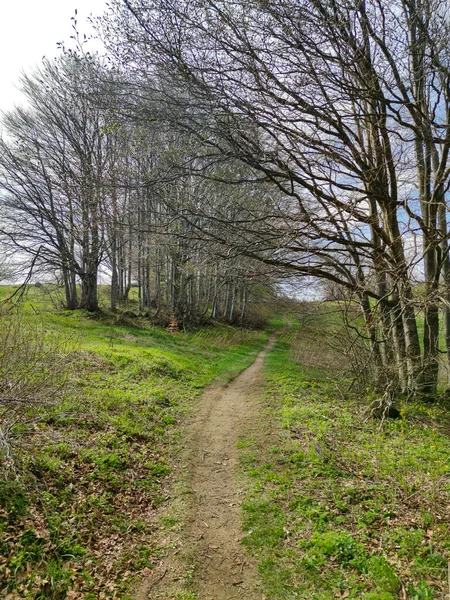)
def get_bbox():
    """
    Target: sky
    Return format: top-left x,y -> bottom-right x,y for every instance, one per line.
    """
0,0 -> 107,113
